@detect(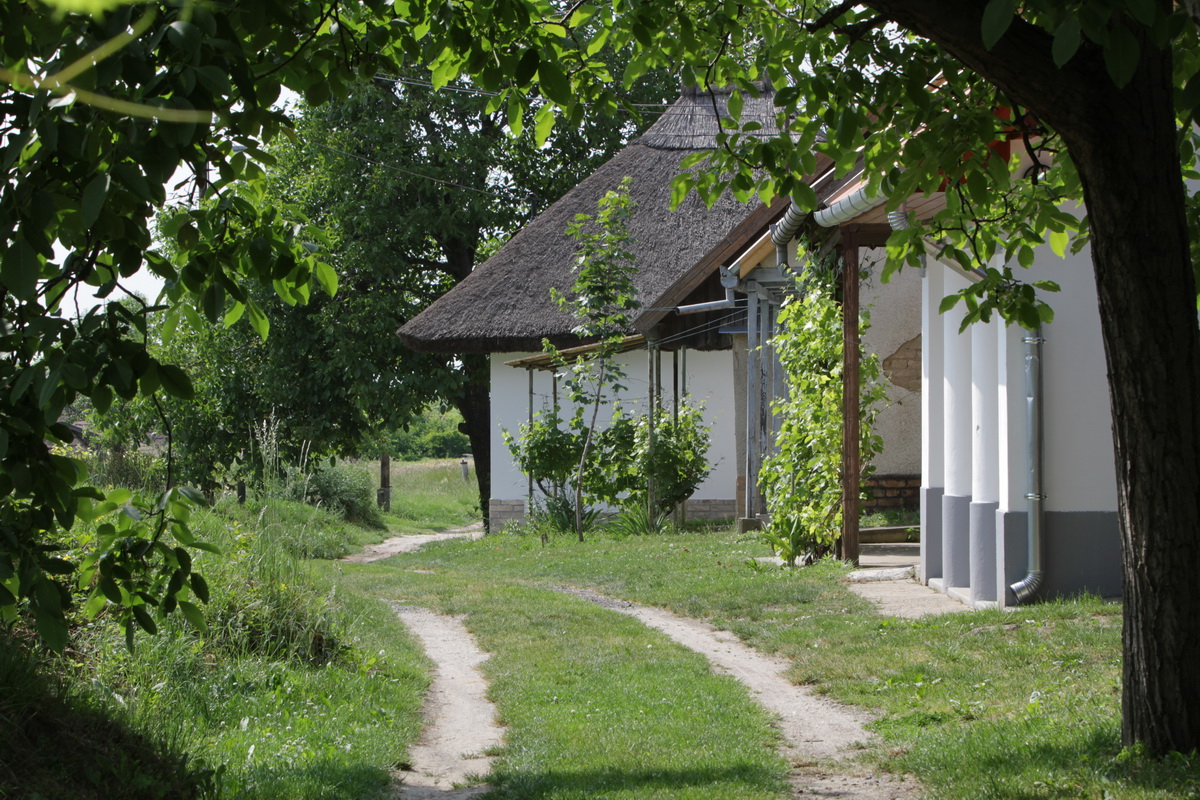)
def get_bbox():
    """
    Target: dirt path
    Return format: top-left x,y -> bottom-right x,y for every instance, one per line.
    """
560,588 -> 921,800
340,522 -> 485,564
390,605 -> 502,799
369,531 -> 928,798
